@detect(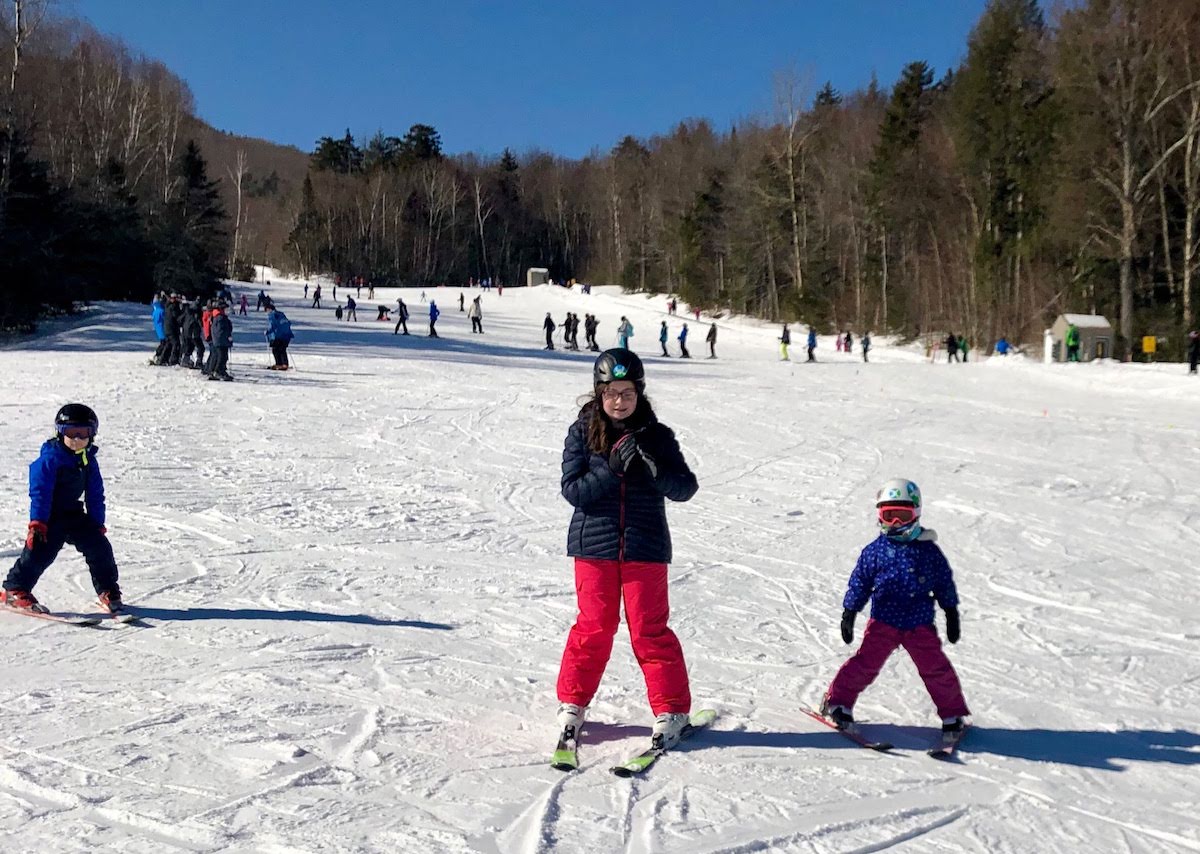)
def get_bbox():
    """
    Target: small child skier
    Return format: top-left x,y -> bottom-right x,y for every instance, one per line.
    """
1,404 -> 122,613
821,478 -> 968,742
